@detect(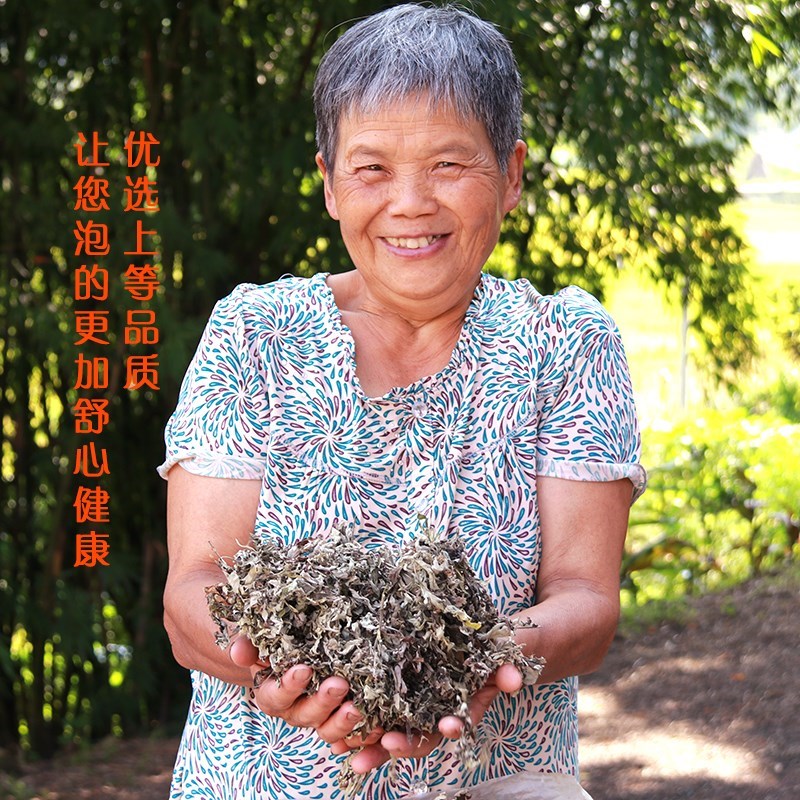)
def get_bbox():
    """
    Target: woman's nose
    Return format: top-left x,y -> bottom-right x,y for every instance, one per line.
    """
386,173 -> 438,217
